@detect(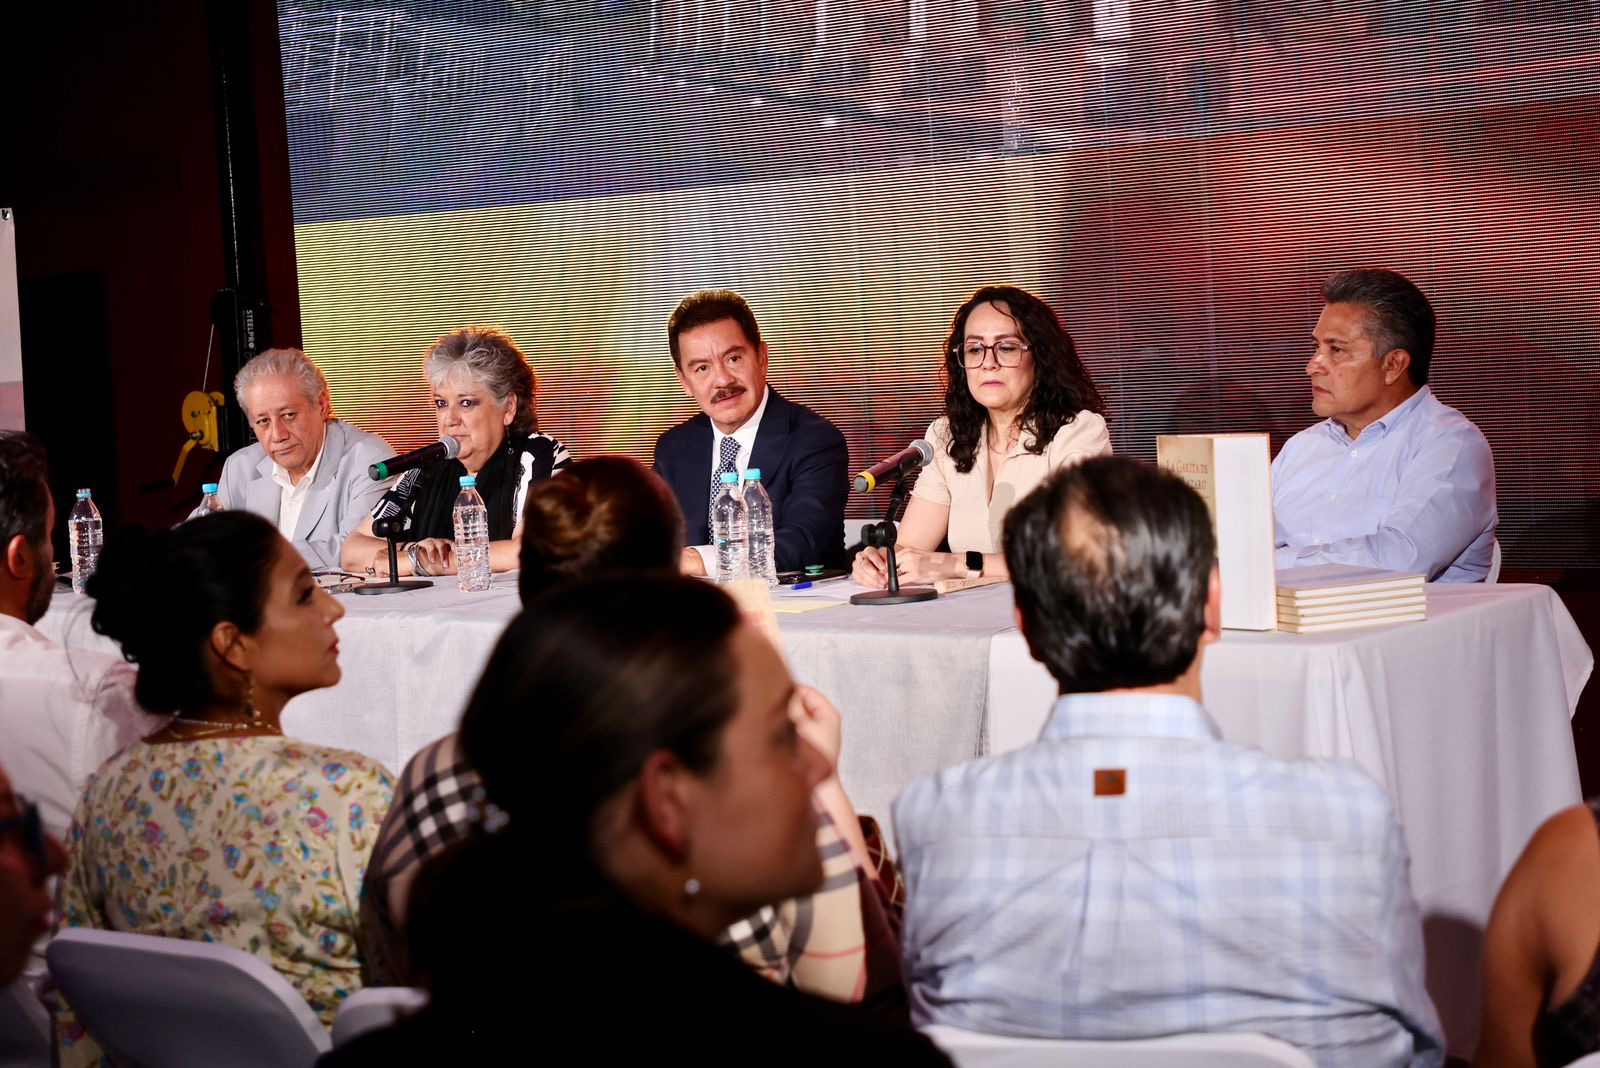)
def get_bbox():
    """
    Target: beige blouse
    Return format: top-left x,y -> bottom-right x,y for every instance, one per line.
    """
911,412 -> 1112,554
